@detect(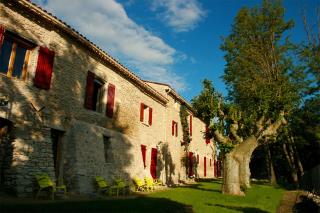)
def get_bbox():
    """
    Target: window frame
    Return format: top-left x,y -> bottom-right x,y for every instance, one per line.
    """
172,120 -> 178,137
140,103 -> 152,126
0,31 -> 35,80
